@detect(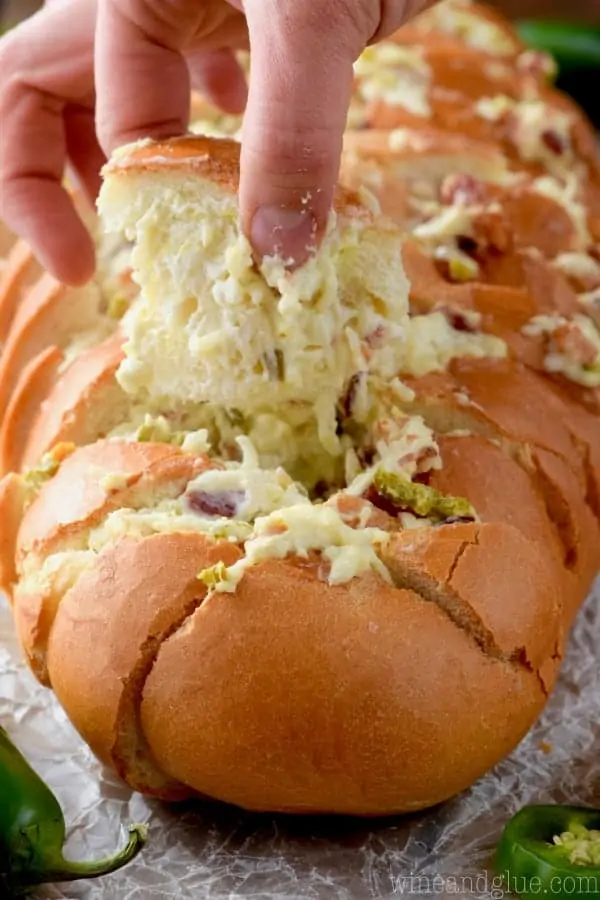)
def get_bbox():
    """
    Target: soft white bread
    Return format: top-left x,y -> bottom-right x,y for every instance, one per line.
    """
98,137 -> 410,422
